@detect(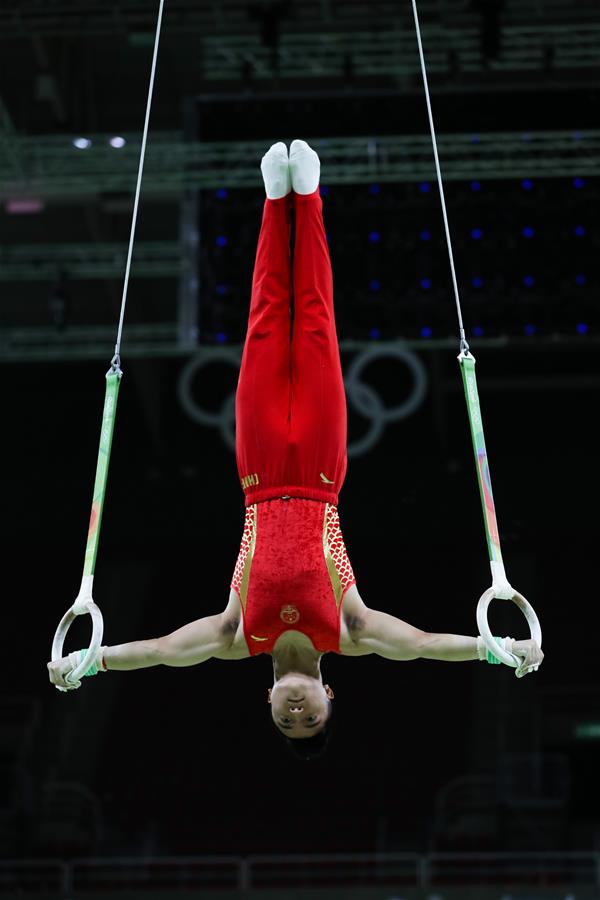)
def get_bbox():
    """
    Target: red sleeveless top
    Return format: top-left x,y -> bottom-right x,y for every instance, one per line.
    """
230,499 -> 356,655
